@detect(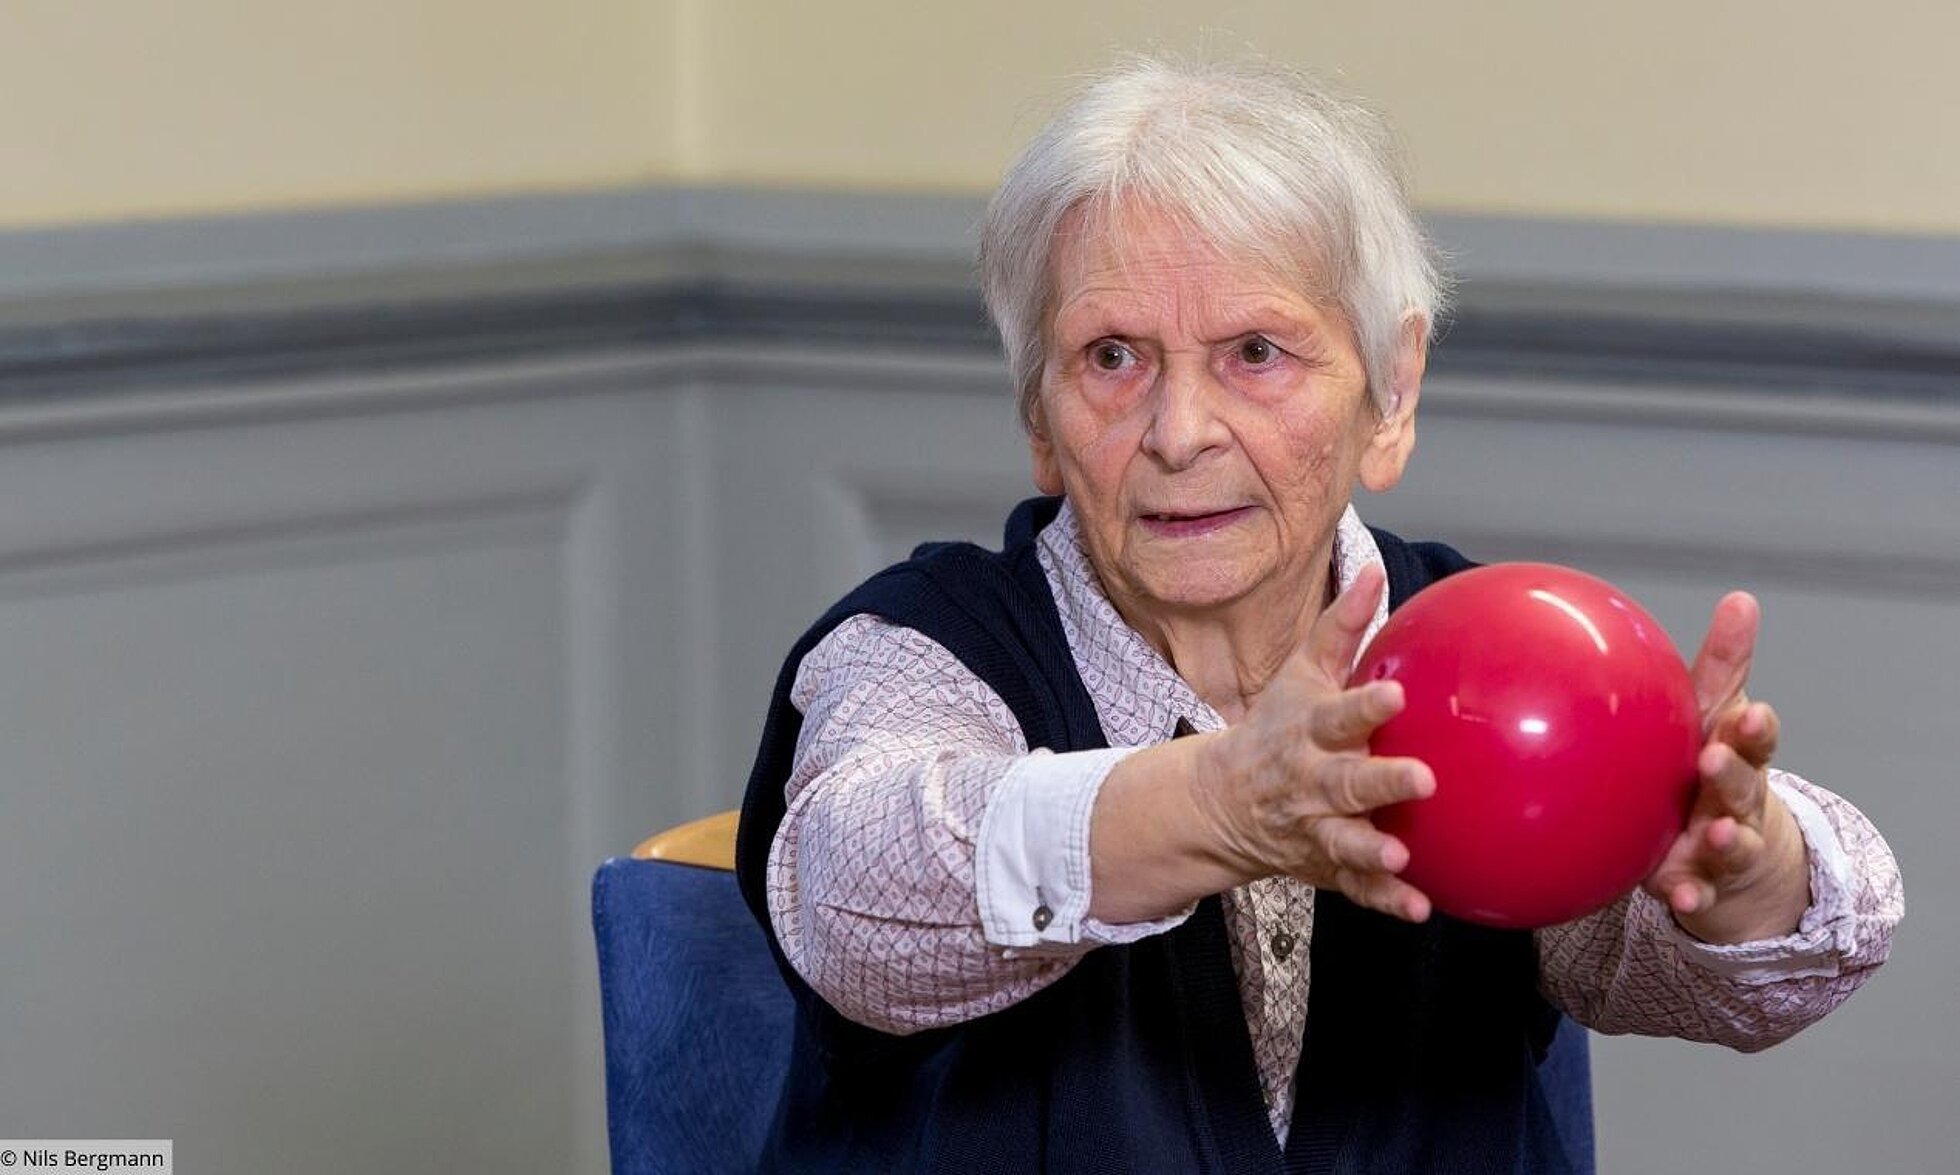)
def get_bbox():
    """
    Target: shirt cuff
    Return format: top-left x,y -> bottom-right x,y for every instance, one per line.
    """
1655,770 -> 1858,983
976,746 -> 1195,954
